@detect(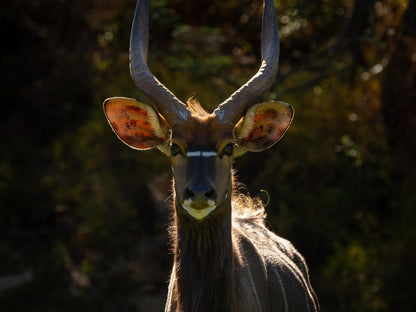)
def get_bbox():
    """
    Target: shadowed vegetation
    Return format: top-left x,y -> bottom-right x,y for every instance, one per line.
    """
1,0 -> 415,311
